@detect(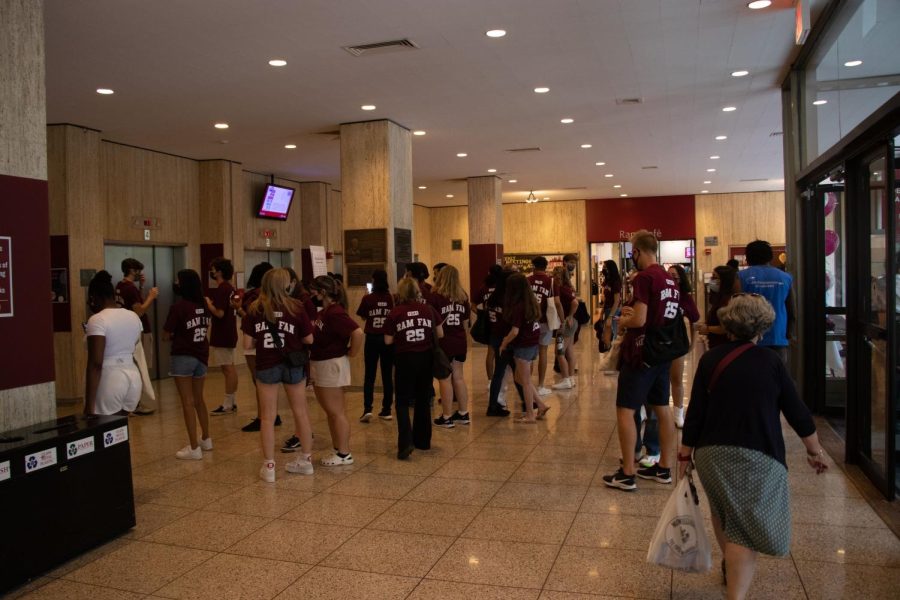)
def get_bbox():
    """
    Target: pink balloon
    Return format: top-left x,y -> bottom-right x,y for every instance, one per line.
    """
824,229 -> 840,256
824,192 -> 837,216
